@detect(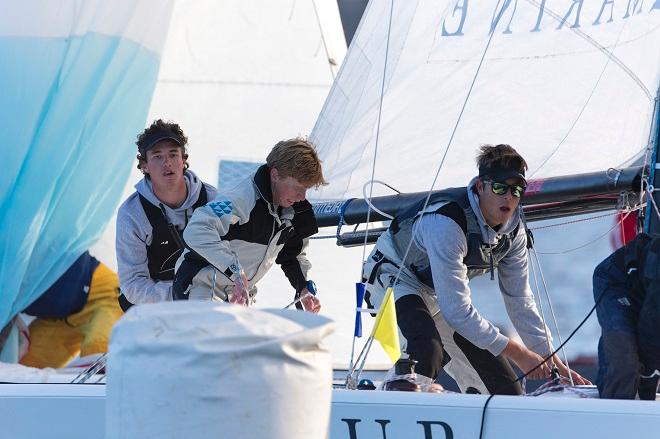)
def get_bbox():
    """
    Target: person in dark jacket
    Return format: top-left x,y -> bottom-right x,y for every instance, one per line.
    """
20,251 -> 122,368
593,232 -> 660,399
